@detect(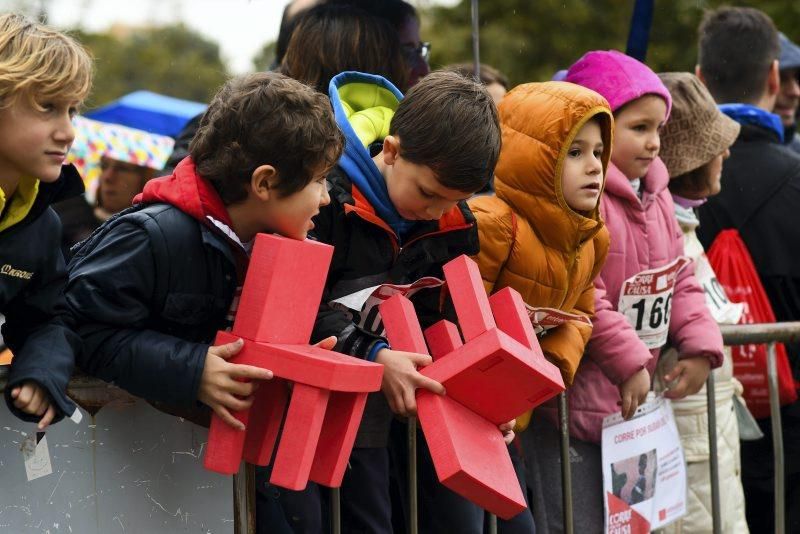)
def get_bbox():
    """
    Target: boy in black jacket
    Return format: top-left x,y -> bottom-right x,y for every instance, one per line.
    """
0,14 -> 92,428
306,70 -> 512,533
65,72 -> 343,430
